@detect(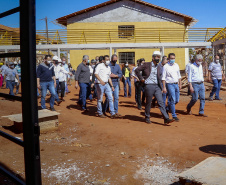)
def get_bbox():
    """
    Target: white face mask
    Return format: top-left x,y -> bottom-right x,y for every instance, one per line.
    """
62,61 -> 65,64
125,64 -> 128,66
198,62 -> 202,66
216,60 -> 219,63
105,61 -> 110,66
47,60 -> 51,64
